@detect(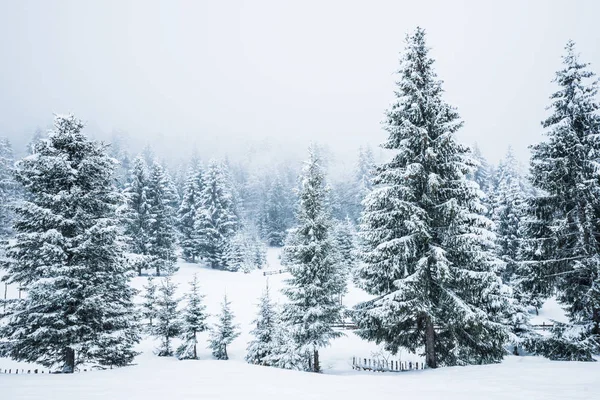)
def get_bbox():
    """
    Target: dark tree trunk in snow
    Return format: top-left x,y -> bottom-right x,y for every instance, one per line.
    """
64,347 -> 75,373
593,307 -> 600,336
425,316 -> 436,369
313,349 -> 320,373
